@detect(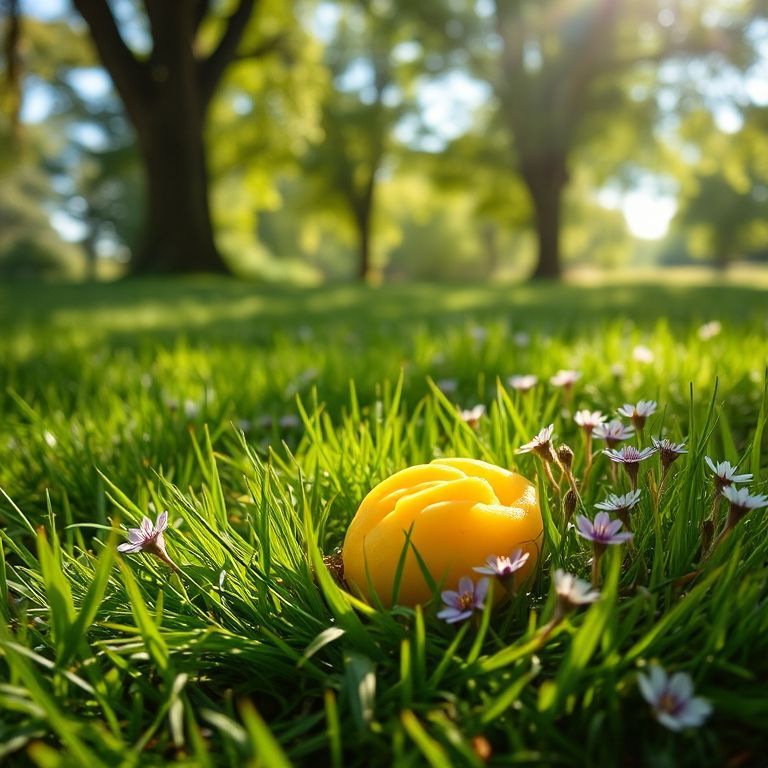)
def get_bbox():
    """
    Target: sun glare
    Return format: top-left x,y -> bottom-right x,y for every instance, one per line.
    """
623,191 -> 677,240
